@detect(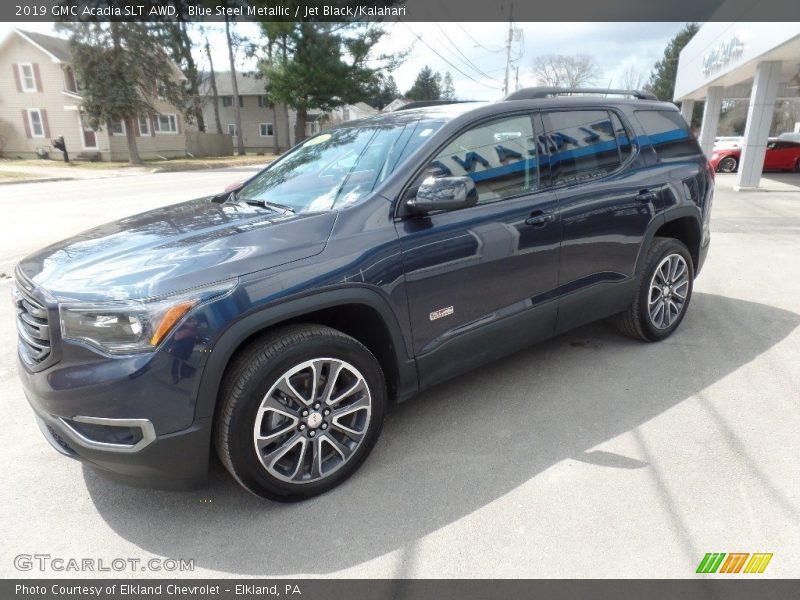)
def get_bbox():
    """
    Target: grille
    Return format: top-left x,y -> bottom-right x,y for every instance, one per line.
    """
14,278 -> 52,367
